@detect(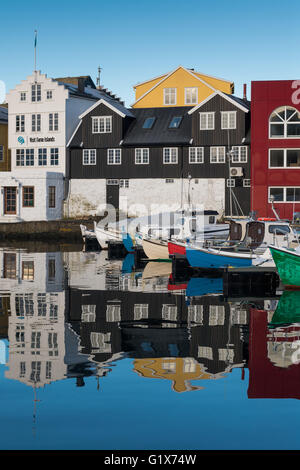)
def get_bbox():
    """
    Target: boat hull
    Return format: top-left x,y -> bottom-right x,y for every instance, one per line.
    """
186,246 -> 254,268
95,226 -> 122,249
168,241 -> 186,256
142,239 -> 170,260
269,246 -> 300,288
